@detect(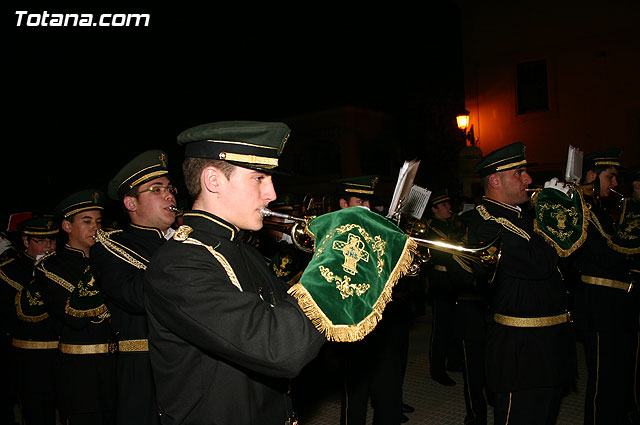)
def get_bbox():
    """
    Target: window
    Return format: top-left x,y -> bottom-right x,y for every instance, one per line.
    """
516,59 -> 549,114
